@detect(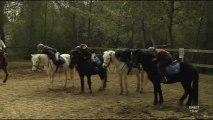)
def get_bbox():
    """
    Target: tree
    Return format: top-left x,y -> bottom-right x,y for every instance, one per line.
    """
0,1 -> 7,42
